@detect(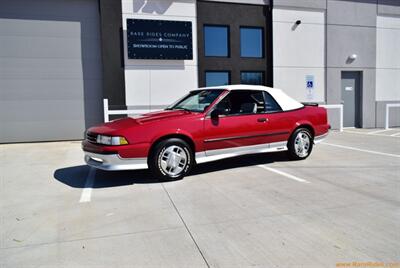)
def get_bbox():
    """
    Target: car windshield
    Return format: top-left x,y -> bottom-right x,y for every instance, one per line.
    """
166,89 -> 225,112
